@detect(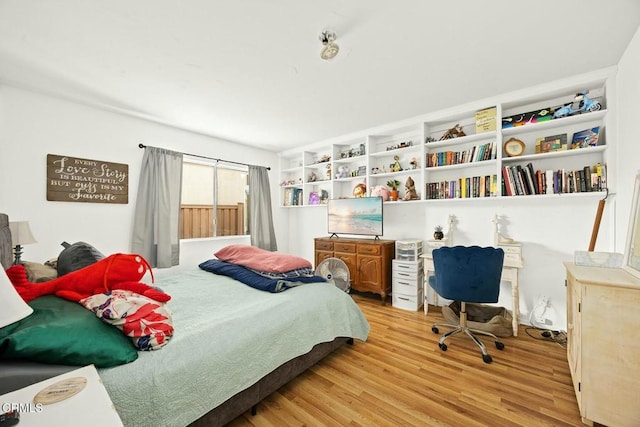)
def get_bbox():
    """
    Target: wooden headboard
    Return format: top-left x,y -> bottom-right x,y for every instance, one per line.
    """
0,213 -> 12,269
